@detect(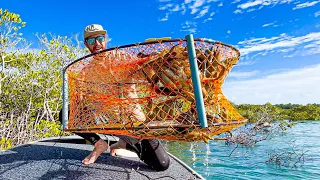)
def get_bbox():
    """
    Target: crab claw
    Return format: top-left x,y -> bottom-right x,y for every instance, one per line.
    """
202,133 -> 214,144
